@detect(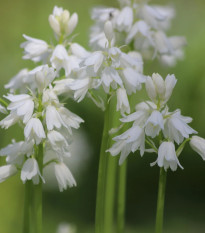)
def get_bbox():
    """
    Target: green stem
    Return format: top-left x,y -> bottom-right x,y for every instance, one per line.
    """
95,96 -> 111,233
95,95 -> 120,233
155,168 -> 167,233
23,181 -> 31,233
31,143 -> 43,233
117,161 -> 127,233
